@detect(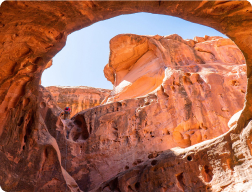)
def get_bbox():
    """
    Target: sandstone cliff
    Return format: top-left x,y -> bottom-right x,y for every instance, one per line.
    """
51,34 -> 246,191
4,33 -> 248,192
46,86 -> 111,117
1,1 -> 252,192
